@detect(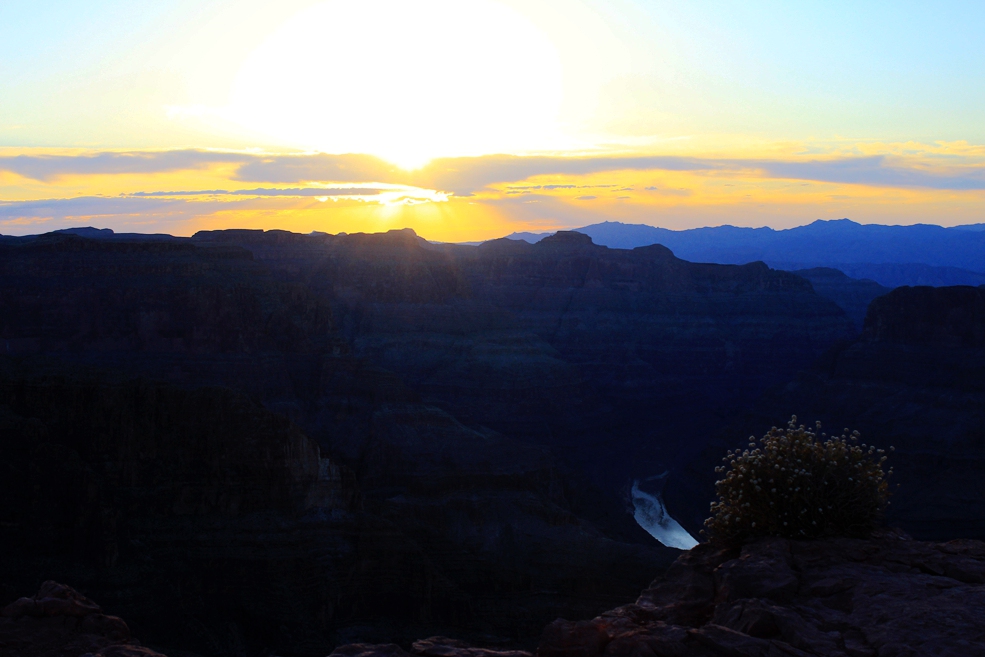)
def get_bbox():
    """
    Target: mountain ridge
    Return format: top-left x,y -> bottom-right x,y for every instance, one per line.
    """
503,219 -> 985,288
